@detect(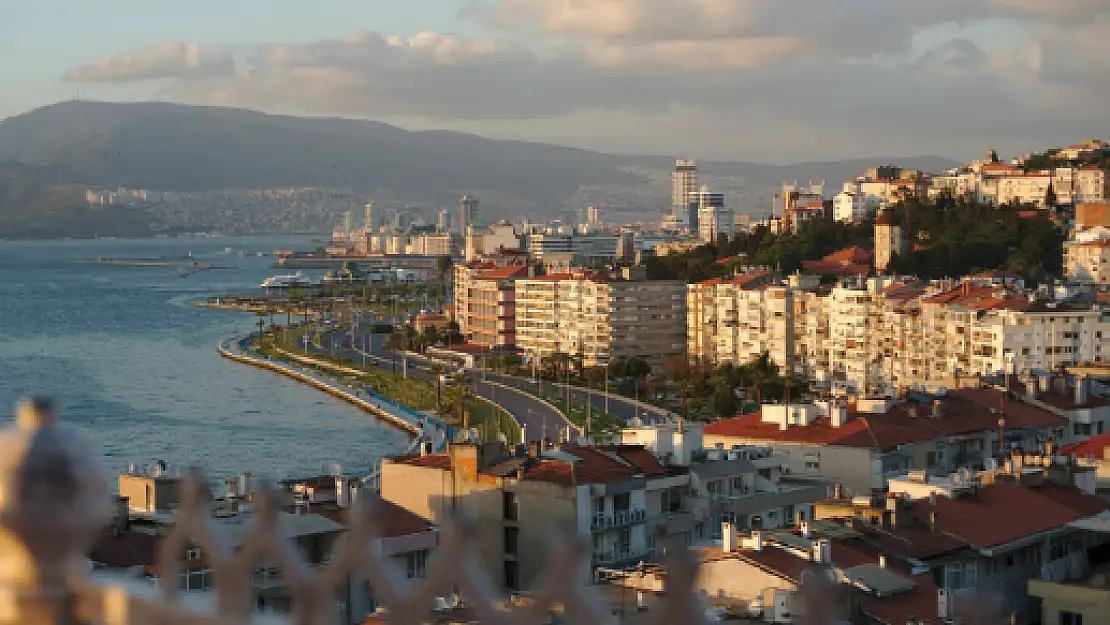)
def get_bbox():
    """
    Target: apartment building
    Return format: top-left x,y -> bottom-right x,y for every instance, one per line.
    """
686,270 -> 782,367
692,271 -> 1110,395
619,422 -> 830,537
381,442 -> 673,589
515,267 -> 686,368
704,392 -> 1065,496
452,258 -> 532,347
816,477 -> 1109,621
1065,237 -> 1110,285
